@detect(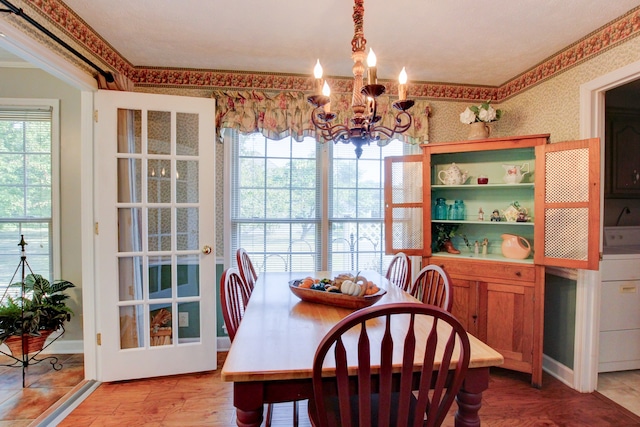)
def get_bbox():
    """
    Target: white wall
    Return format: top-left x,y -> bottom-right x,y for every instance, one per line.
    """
0,67 -> 84,343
